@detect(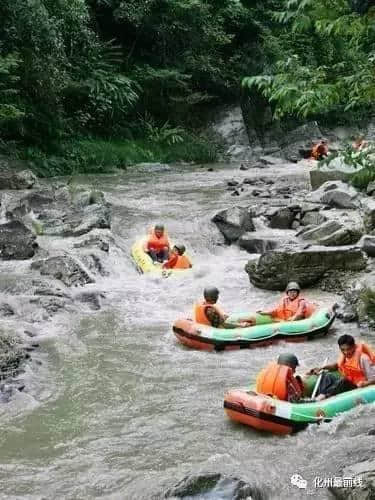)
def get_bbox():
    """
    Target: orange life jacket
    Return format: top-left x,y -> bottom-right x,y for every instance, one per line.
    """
173,255 -> 192,269
146,229 -> 170,252
337,343 -> 375,385
310,143 -> 328,160
194,301 -> 226,325
272,295 -> 312,321
256,362 -> 303,401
